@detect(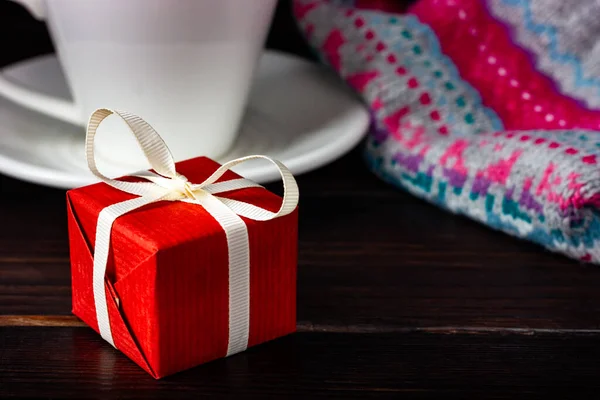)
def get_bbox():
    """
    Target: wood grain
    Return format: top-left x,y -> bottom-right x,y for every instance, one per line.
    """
3,148 -> 600,330
2,0 -> 600,397
0,315 -> 84,327
2,328 -> 600,398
